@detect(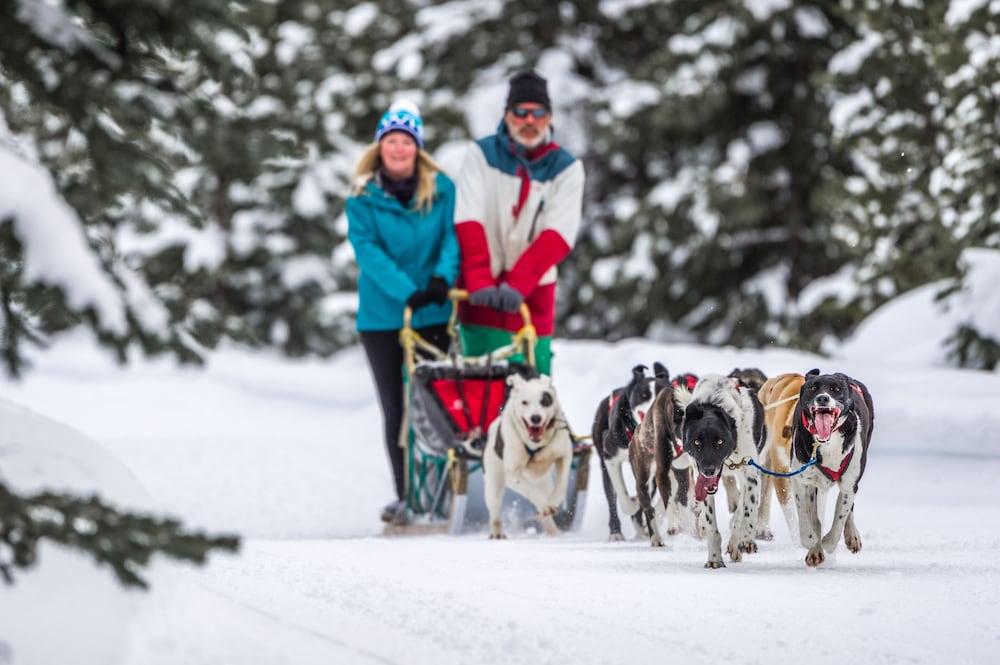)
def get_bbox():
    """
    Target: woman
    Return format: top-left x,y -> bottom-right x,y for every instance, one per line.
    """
347,100 -> 459,525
